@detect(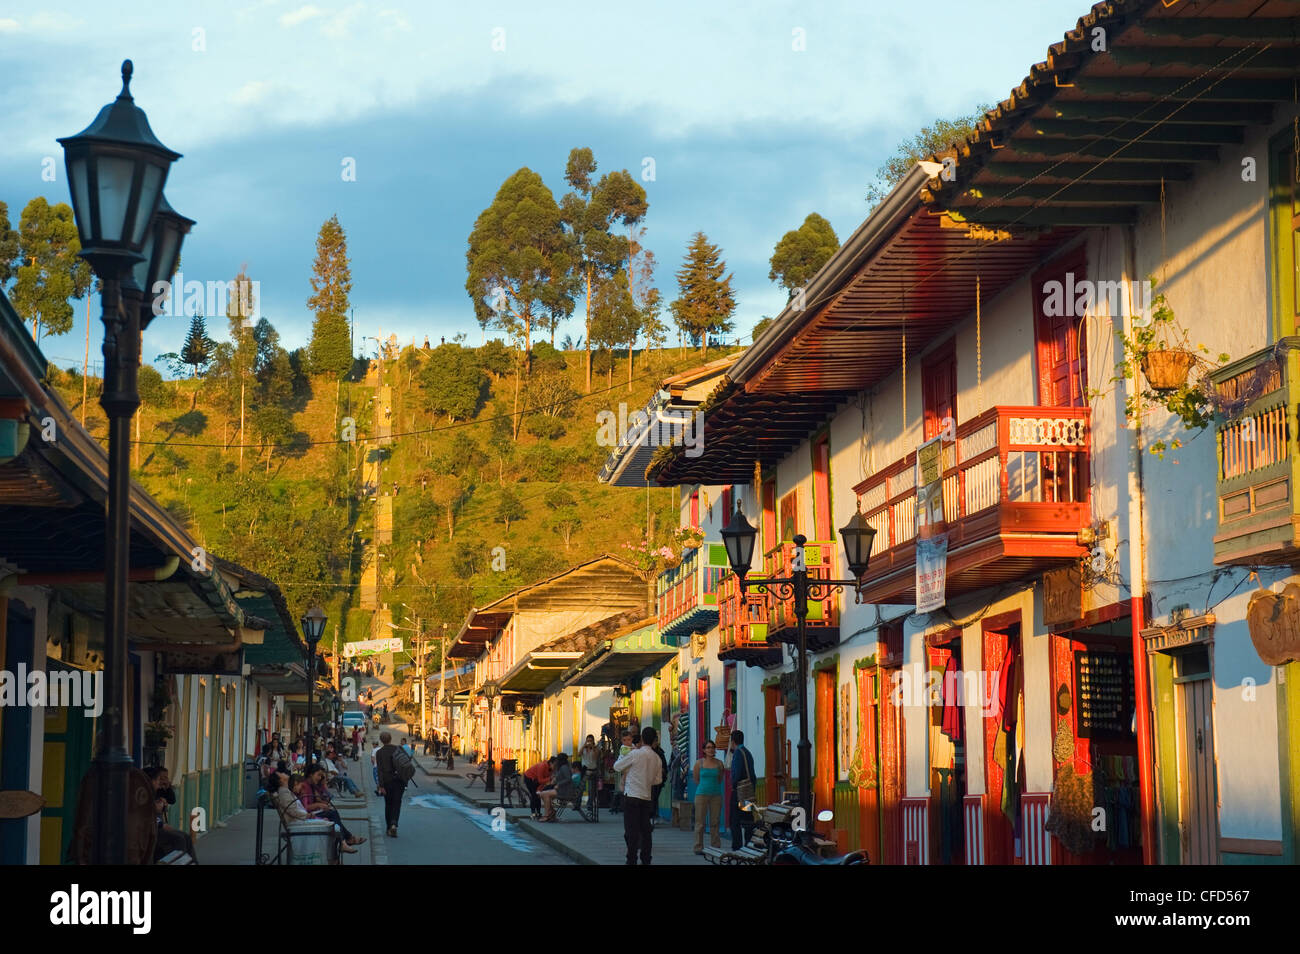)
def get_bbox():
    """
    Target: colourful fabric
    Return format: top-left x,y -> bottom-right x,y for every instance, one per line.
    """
940,656 -> 962,741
